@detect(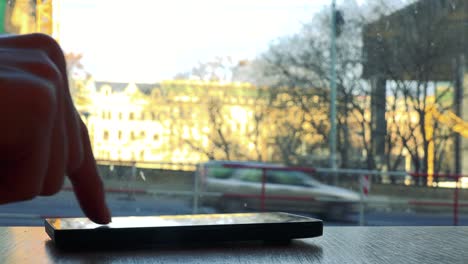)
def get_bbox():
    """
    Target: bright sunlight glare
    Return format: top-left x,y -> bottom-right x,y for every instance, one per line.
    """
59,0 -> 340,82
